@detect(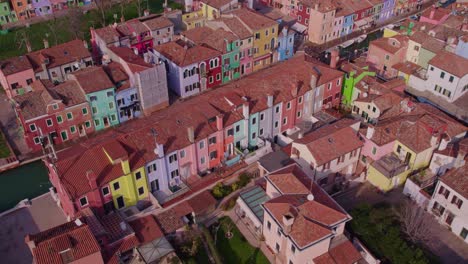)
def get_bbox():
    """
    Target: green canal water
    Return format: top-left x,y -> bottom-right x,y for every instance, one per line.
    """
0,161 -> 51,212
